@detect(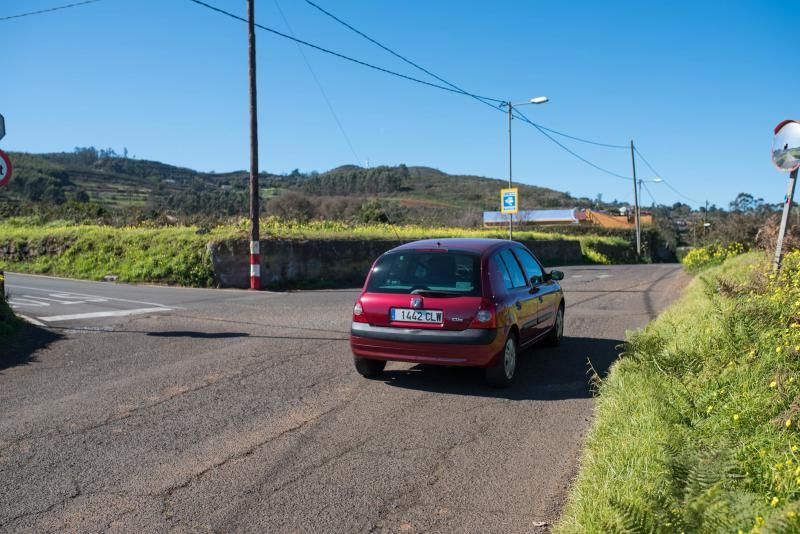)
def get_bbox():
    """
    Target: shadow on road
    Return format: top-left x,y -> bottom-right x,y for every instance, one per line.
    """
378,336 -> 623,401
0,324 -> 63,372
